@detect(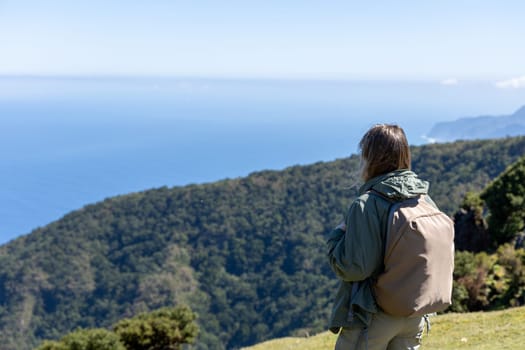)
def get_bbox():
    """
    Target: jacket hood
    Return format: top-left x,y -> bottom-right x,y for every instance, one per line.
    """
359,169 -> 429,200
